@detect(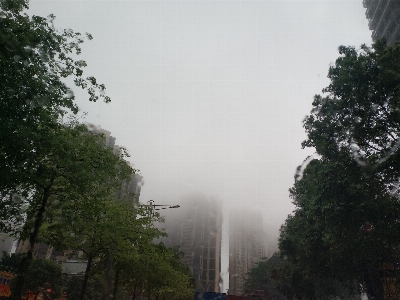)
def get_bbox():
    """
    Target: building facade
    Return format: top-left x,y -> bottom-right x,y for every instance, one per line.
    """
363,0 -> 400,44
158,194 -> 223,293
229,209 -> 267,296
